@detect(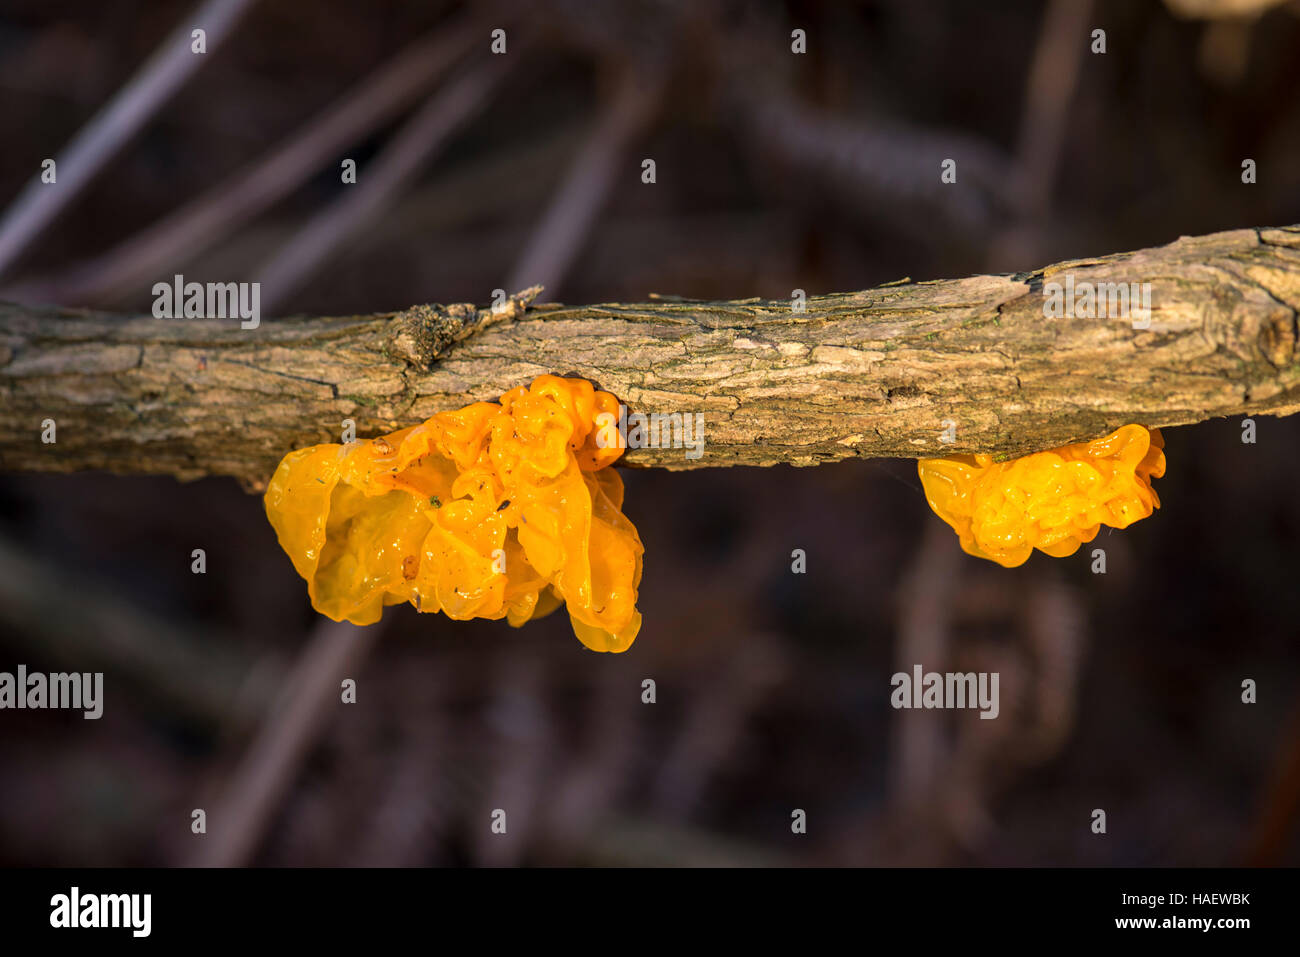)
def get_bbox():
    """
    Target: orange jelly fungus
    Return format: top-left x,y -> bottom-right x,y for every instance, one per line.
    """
264,375 -> 643,652
917,424 -> 1165,568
